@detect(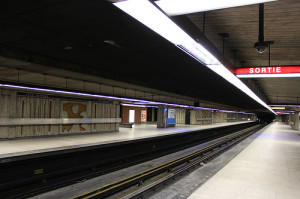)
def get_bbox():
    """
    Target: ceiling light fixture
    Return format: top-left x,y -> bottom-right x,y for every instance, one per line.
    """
114,0 -> 218,66
155,0 -> 277,16
113,0 -> 275,114
104,40 -> 121,48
